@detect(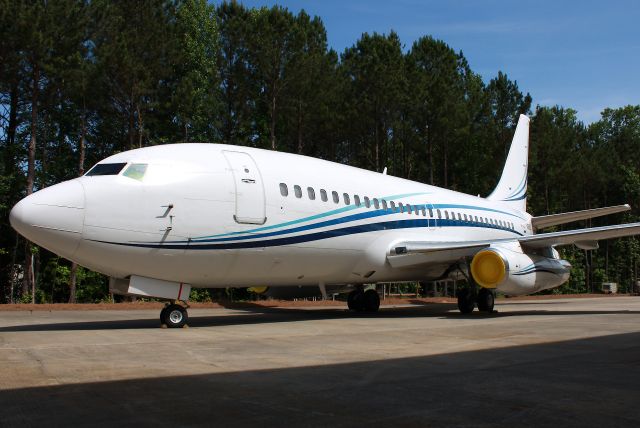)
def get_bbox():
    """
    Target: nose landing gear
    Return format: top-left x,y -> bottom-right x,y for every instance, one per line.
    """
160,302 -> 189,328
